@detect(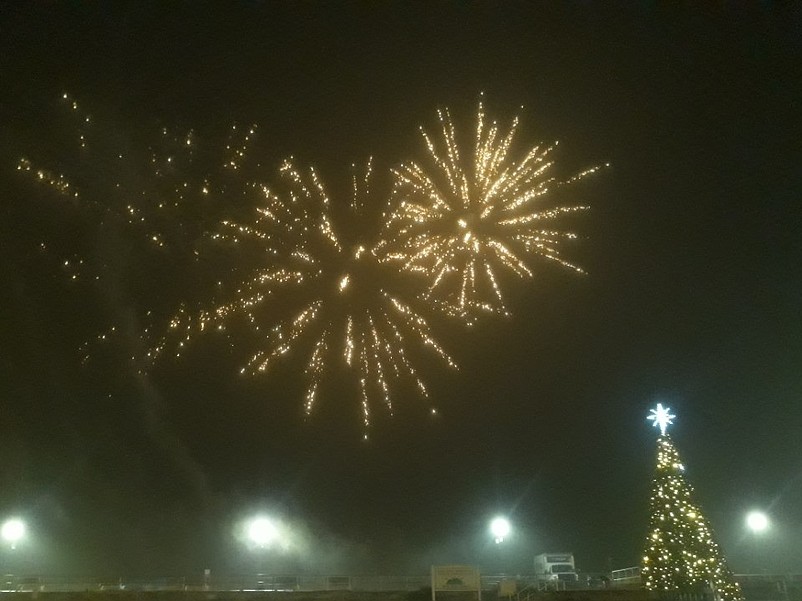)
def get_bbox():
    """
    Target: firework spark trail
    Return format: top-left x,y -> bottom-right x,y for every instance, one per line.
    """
151,158 -> 456,433
18,92 -> 259,258
14,93 -> 267,365
385,97 -> 604,321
